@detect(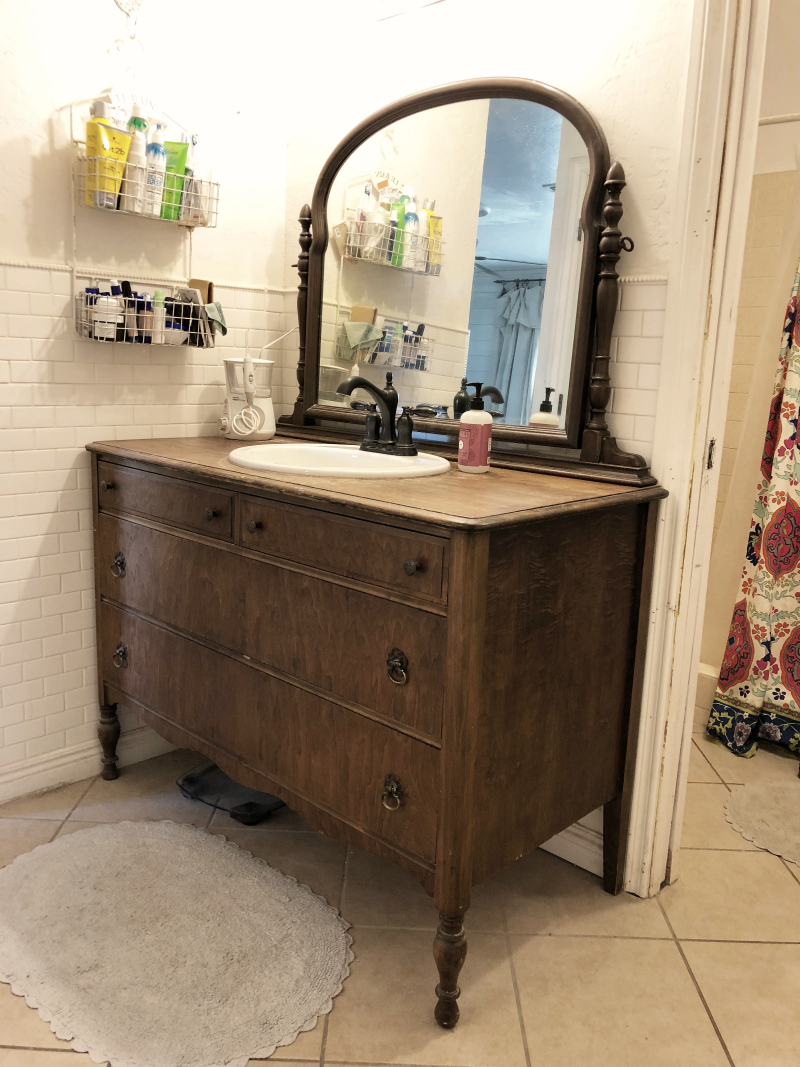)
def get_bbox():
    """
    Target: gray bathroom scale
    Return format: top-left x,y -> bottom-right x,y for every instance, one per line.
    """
177,762 -> 286,825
